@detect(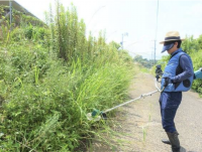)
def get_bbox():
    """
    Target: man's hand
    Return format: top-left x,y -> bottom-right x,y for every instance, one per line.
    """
163,77 -> 172,87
